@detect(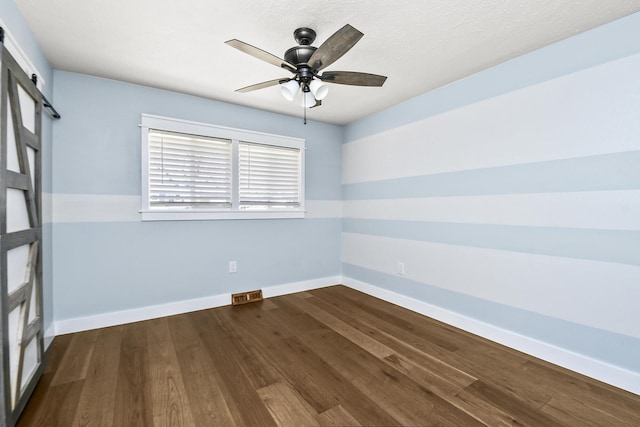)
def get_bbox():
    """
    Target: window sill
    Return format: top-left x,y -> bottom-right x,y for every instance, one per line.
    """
140,209 -> 306,221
